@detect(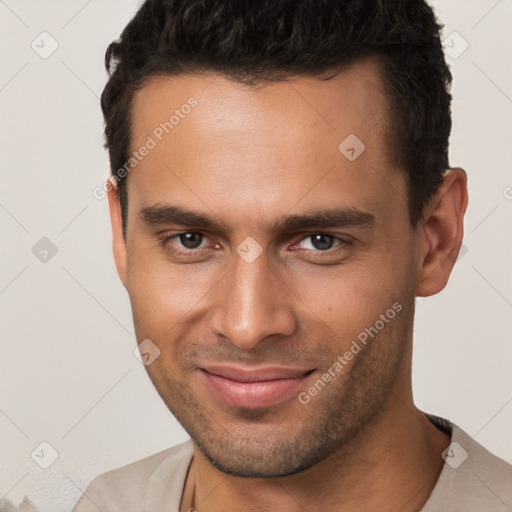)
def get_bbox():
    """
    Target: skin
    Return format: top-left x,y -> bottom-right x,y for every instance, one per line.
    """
107,56 -> 468,511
